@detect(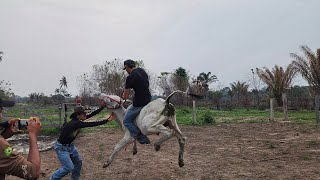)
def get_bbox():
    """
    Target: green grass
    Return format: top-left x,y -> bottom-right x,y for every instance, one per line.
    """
176,107 -> 316,124
2,105 -> 318,135
41,127 -> 61,136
